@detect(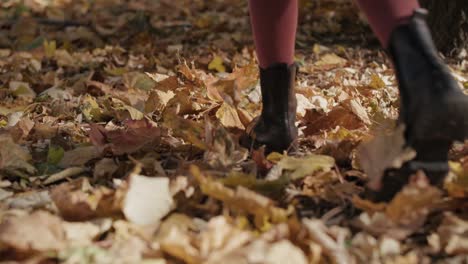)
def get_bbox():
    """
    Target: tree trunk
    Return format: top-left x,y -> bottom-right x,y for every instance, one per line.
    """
421,0 -> 468,55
